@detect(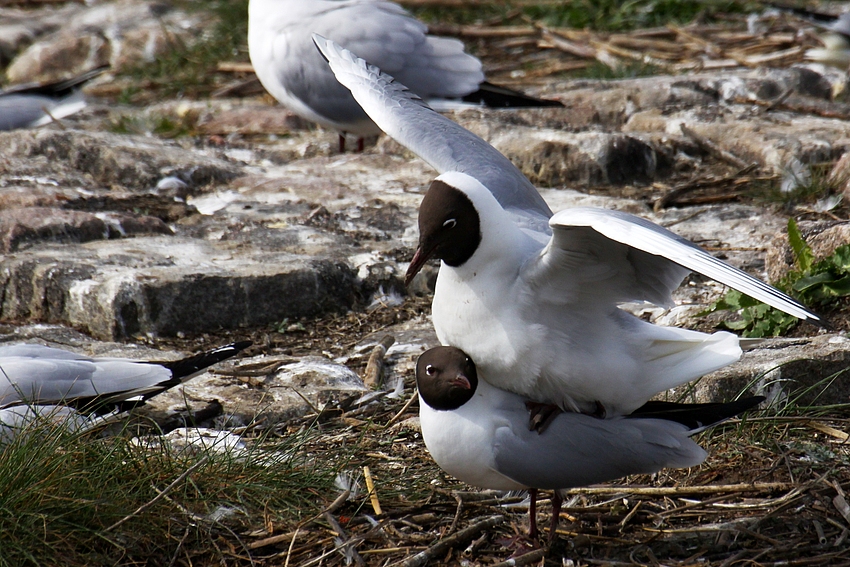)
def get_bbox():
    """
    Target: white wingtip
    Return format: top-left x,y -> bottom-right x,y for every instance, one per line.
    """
311,33 -> 333,62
